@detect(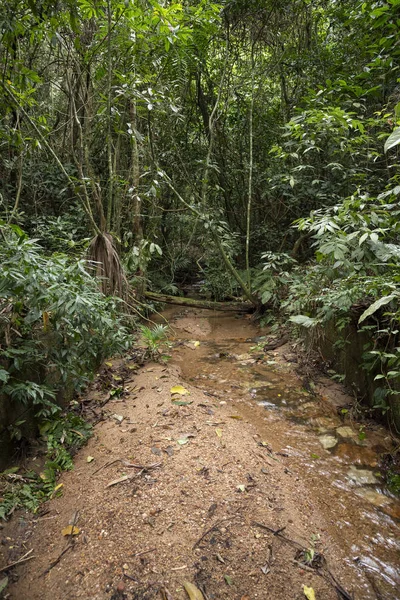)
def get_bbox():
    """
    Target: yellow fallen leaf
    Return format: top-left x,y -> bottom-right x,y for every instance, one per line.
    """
229,415 -> 243,420
62,525 -> 80,536
215,428 -> 223,437
87,456 -> 95,463
105,362 -> 113,367
303,585 -> 316,600
193,341 -> 200,347
51,483 -> 64,498
170,385 -> 190,396
183,582 -> 204,600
